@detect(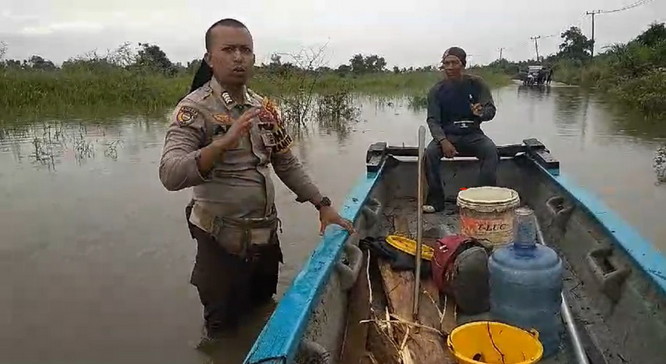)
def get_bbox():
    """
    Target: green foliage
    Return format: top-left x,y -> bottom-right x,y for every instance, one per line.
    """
550,22 -> 666,116
558,27 -> 594,61
0,40 -> 510,121
349,54 -> 387,74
